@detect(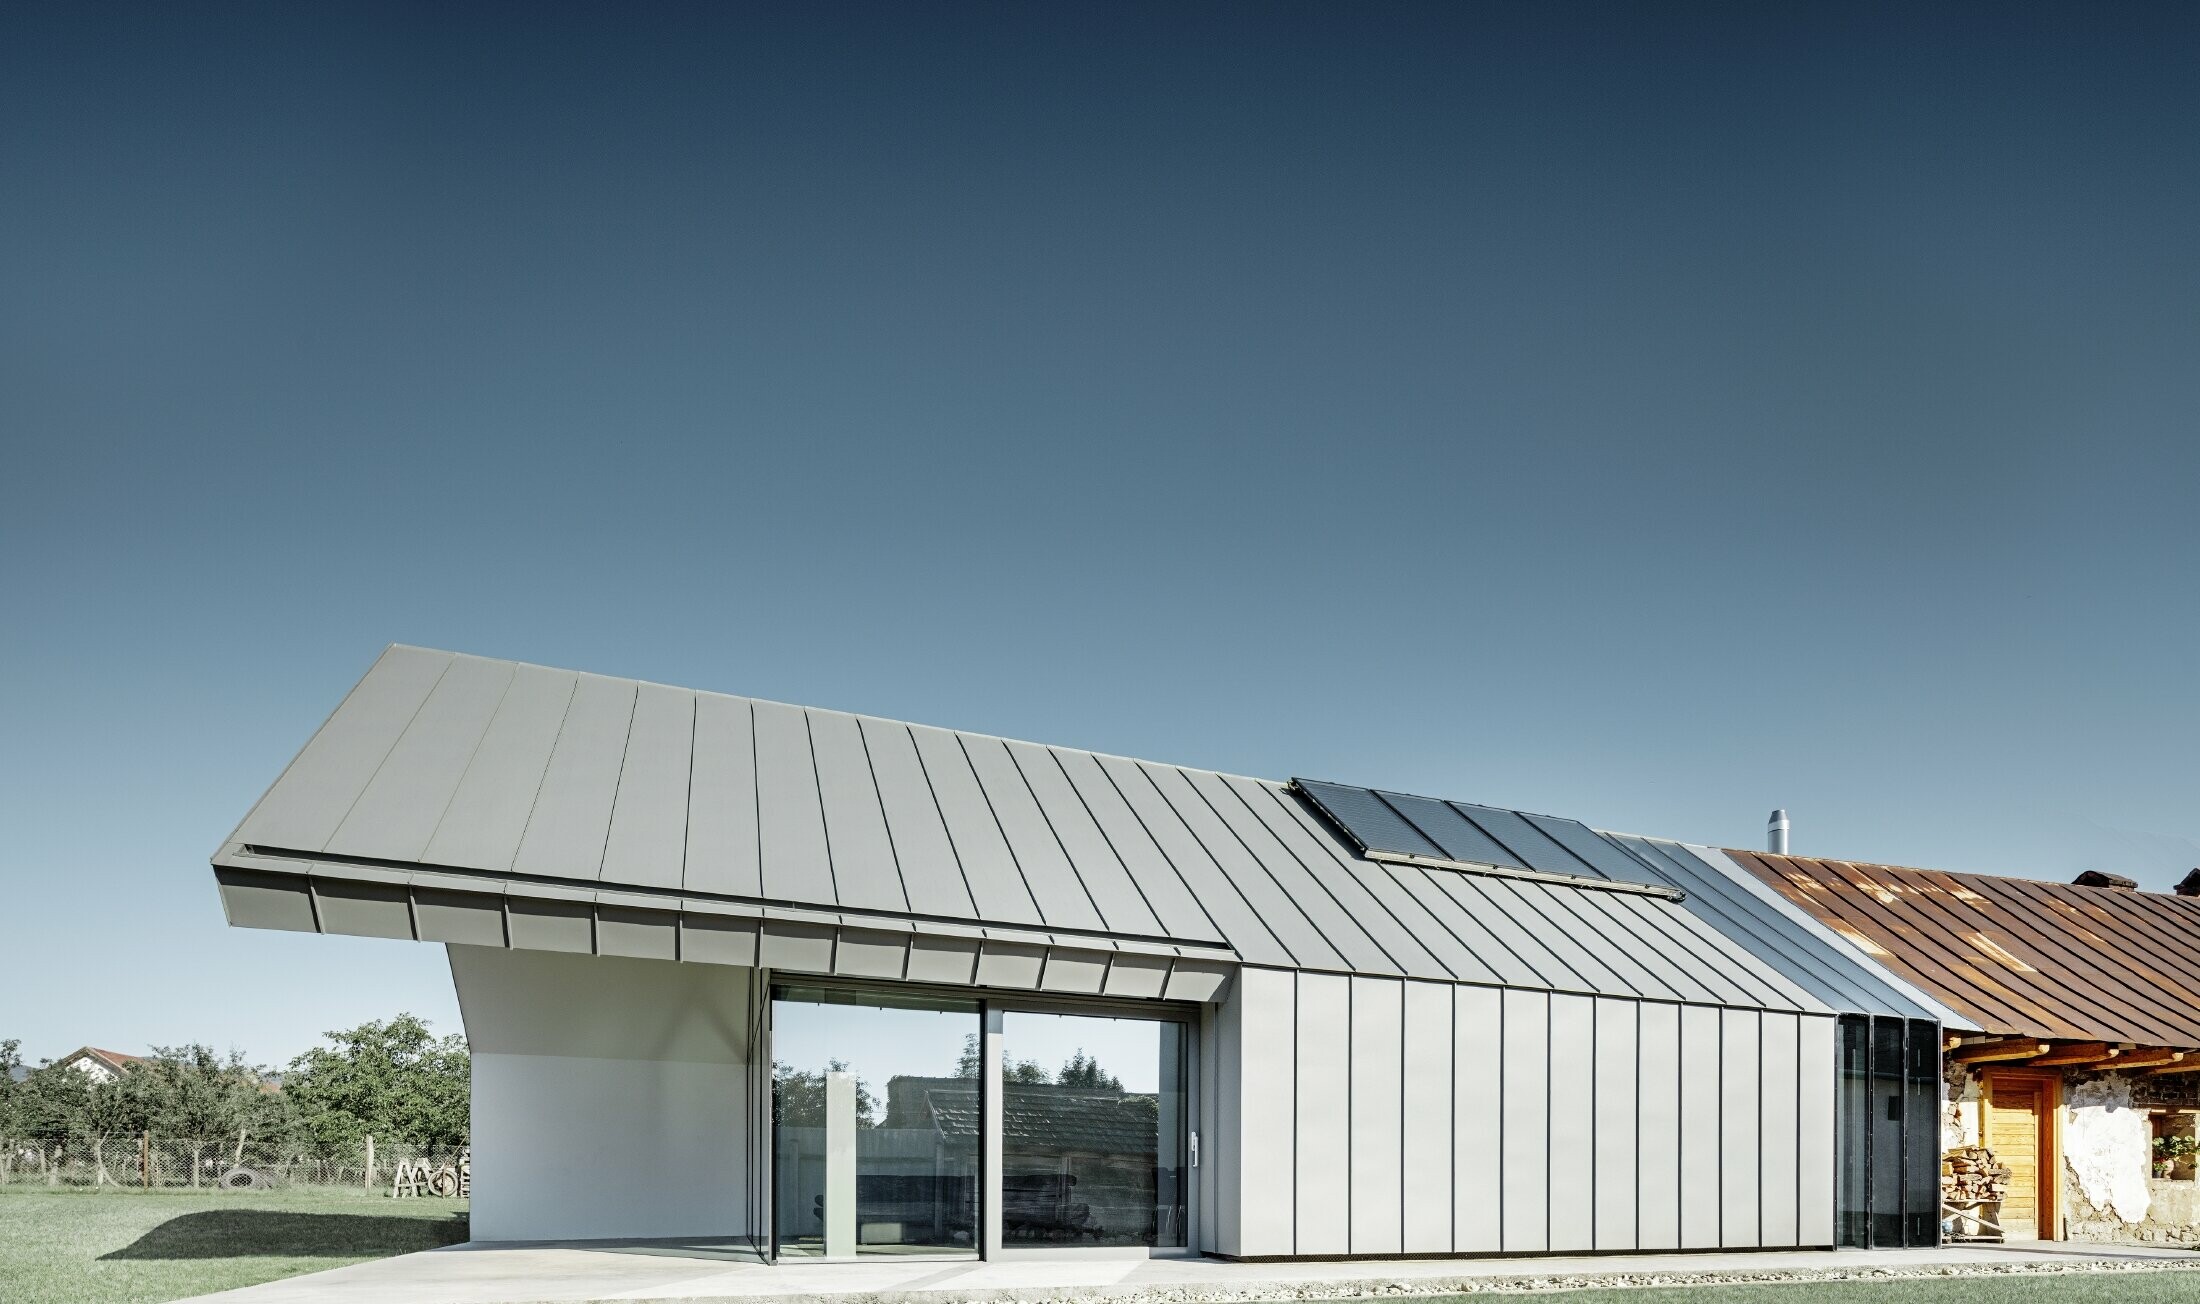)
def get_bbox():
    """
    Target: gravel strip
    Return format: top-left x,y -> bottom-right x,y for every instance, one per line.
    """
591,1256 -> 2200,1304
